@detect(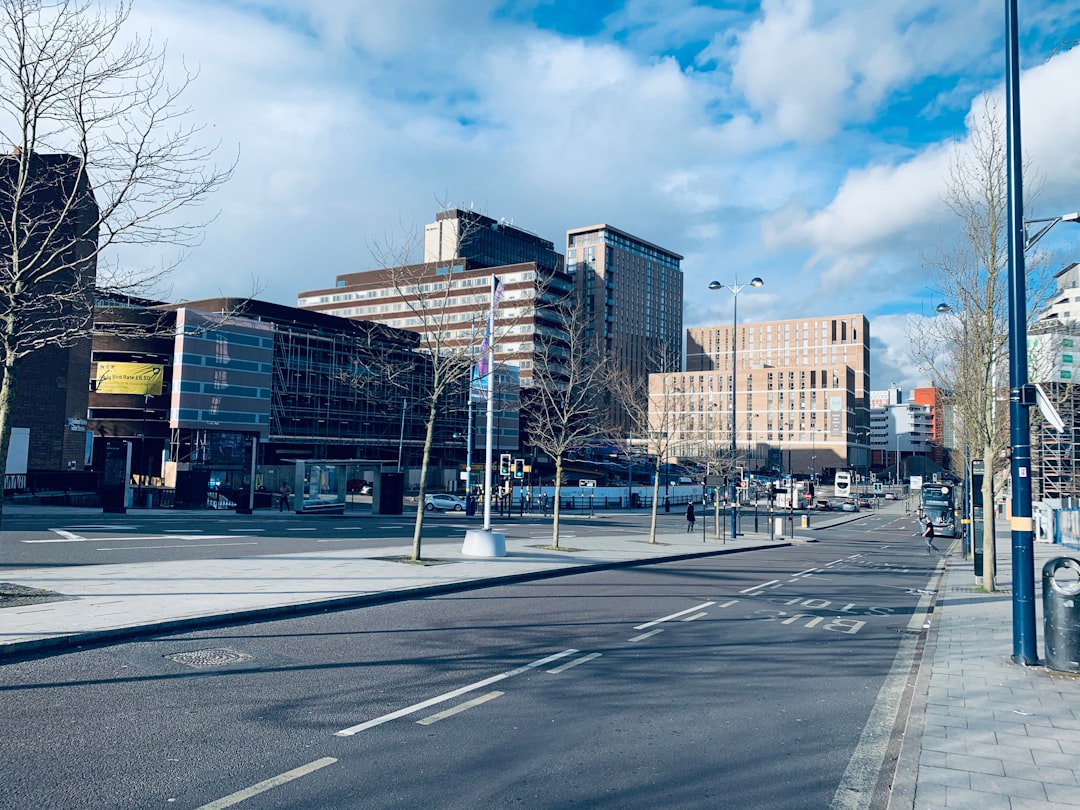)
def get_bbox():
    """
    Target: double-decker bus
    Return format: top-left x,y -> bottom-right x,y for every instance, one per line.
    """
920,483 -> 957,537
834,470 -> 853,499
